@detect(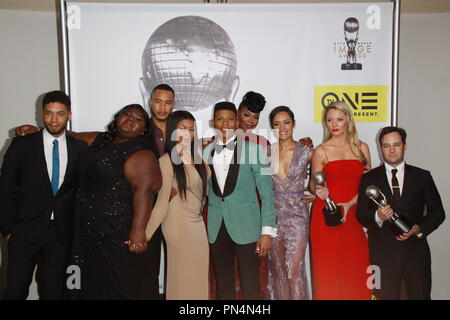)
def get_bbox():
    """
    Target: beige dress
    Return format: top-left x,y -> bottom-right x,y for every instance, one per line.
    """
146,153 -> 211,300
